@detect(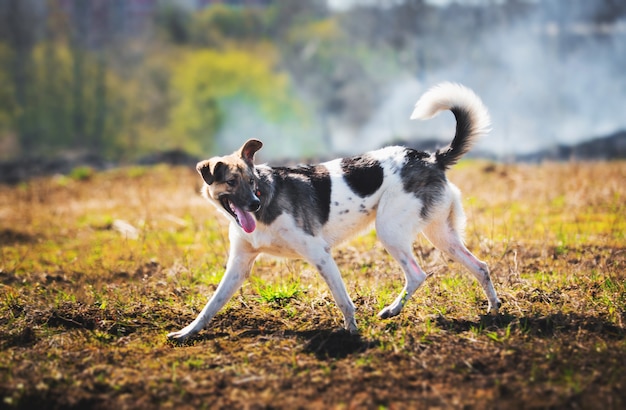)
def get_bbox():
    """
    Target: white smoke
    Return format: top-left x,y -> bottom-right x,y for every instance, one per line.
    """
340,7 -> 626,158
222,2 -> 626,160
